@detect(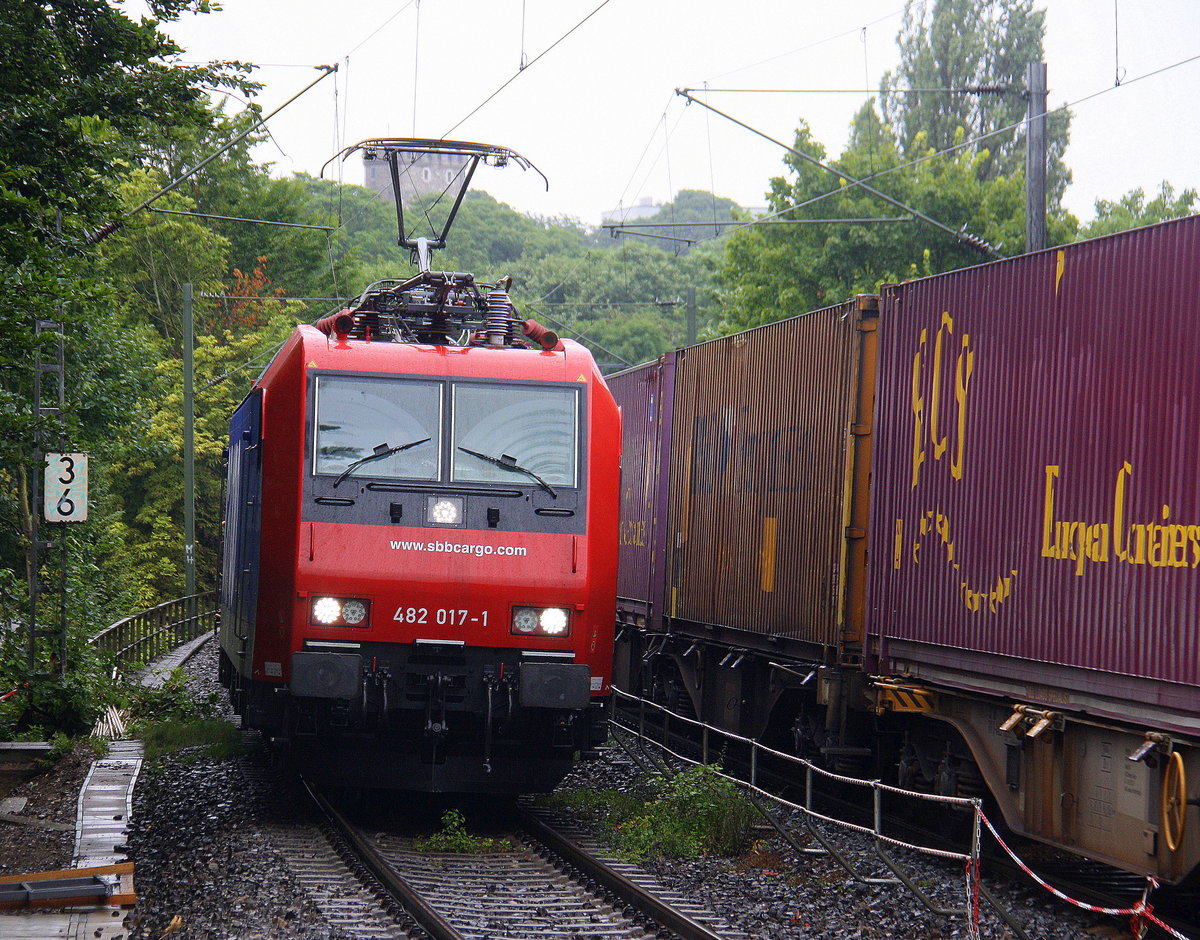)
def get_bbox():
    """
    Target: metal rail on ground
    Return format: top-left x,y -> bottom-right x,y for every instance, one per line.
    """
303,778 -> 466,940
516,806 -> 729,940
